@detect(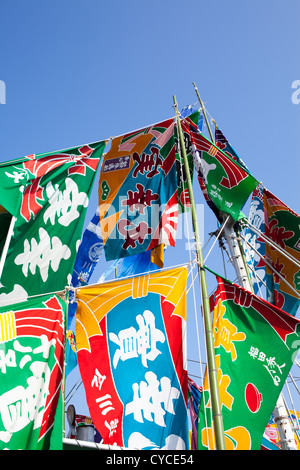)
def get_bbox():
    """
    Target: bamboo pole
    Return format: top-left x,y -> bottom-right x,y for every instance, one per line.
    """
192,82 -> 215,143
173,95 -> 226,450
